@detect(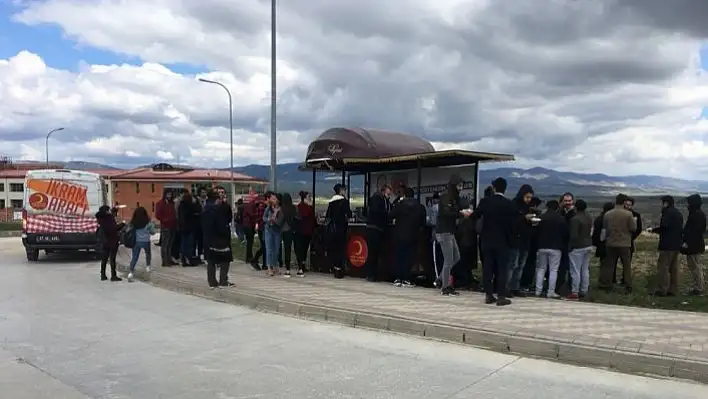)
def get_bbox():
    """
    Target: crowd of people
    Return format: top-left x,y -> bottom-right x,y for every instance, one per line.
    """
96,176 -> 707,307
363,175 -> 707,306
